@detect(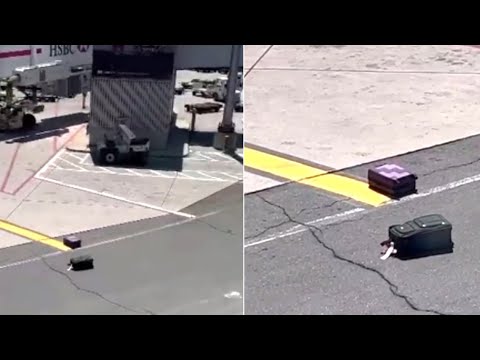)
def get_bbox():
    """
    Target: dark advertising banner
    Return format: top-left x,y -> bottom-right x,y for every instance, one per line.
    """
92,45 -> 174,80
